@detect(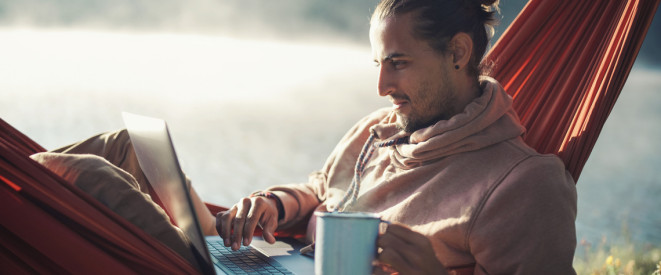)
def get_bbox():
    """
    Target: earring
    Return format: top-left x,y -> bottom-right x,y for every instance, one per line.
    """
454,65 -> 460,70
